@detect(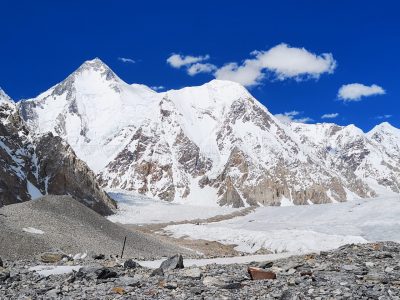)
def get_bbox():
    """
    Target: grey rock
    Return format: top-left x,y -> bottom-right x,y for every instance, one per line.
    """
78,265 -> 103,277
115,276 -> 140,287
363,272 -> 388,283
342,264 -> 357,271
160,254 -> 184,271
203,276 -> 225,287
182,267 -> 202,279
221,282 -> 242,289
150,268 -> 164,277
164,282 -> 178,289
258,261 -> 274,269
0,267 -> 10,282
46,288 -> 59,298
124,259 -> 140,269
96,268 -> 118,280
